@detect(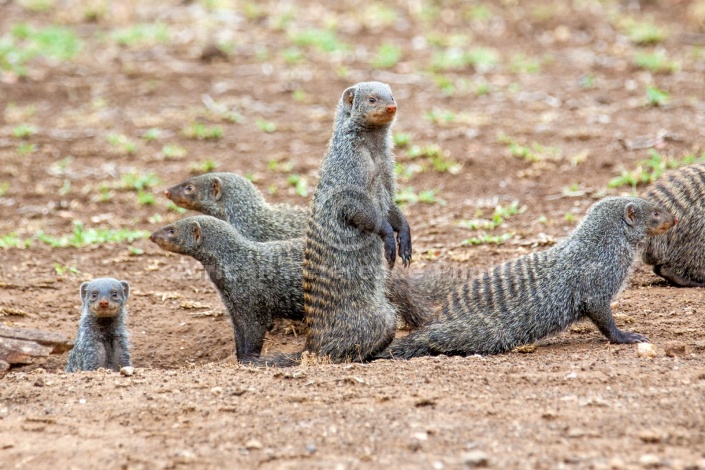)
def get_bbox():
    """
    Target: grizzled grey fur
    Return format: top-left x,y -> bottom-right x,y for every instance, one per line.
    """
642,163 -> 705,287
381,197 -> 675,359
303,81 -> 412,362
149,215 -> 303,363
165,172 -> 308,242
66,278 -> 131,372
164,172 -> 455,329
